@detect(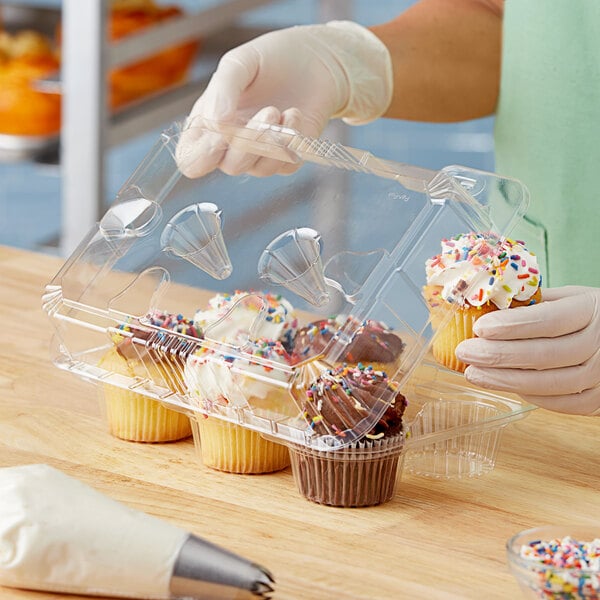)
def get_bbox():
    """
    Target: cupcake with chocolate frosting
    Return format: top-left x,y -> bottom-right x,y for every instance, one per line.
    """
292,315 -> 405,376
287,364 -> 407,507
